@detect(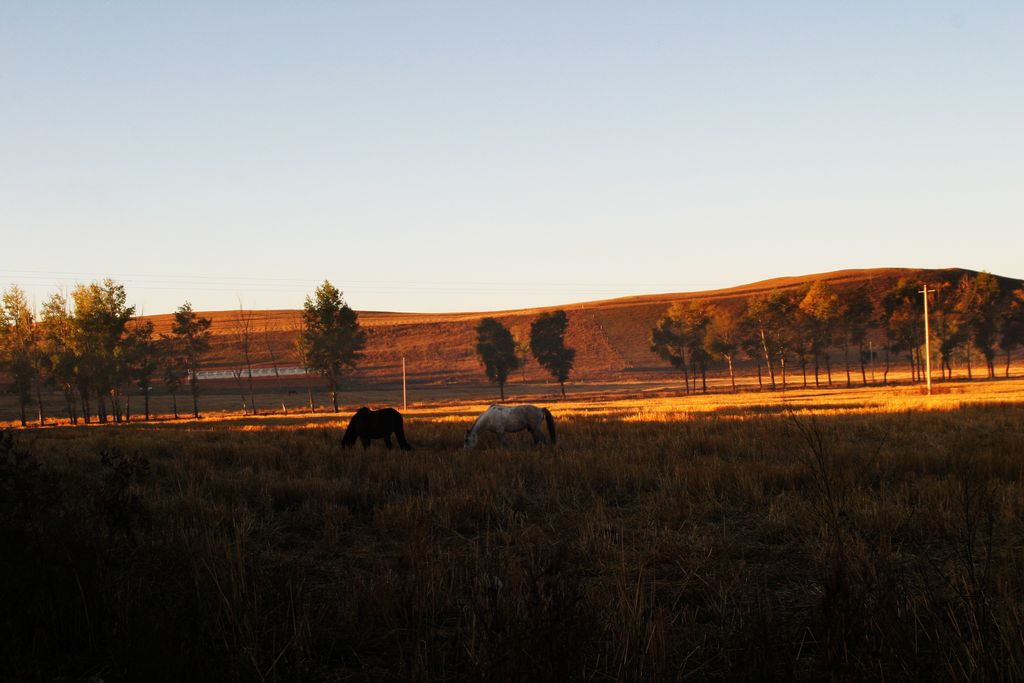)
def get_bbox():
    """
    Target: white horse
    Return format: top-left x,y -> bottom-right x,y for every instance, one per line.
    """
464,404 -> 556,450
